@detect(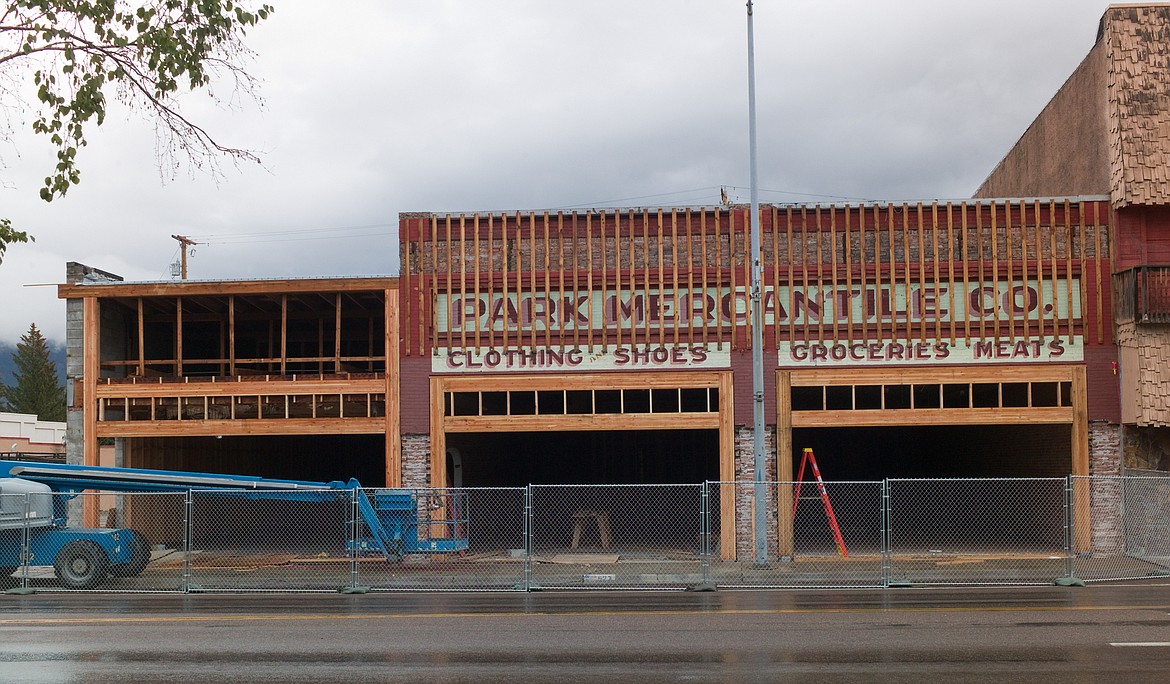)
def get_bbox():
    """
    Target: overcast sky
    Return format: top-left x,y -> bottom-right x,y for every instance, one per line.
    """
0,0 -> 1115,344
